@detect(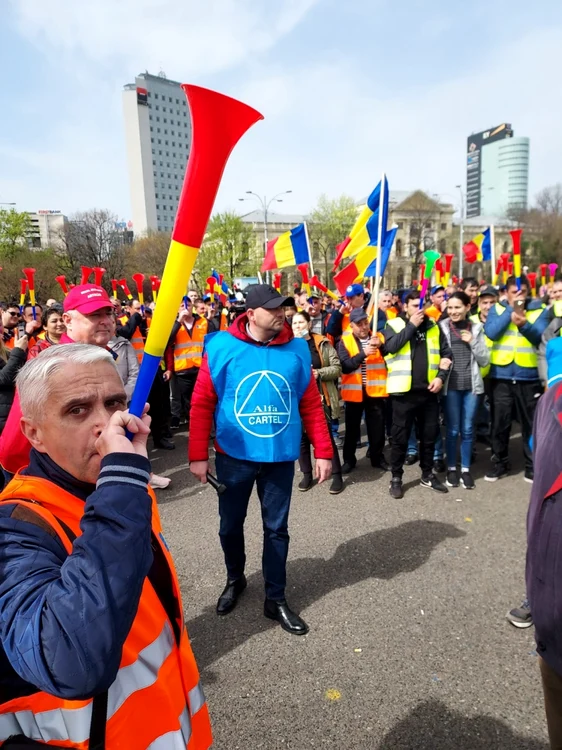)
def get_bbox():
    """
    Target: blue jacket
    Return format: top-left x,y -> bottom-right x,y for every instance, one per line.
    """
0,449 -> 153,701
484,299 -> 549,381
